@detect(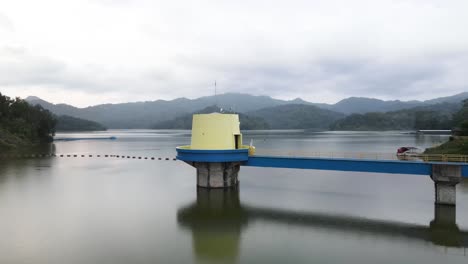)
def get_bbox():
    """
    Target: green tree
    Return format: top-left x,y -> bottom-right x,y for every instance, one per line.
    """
453,99 -> 468,130
0,92 -> 56,147
453,99 -> 468,125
